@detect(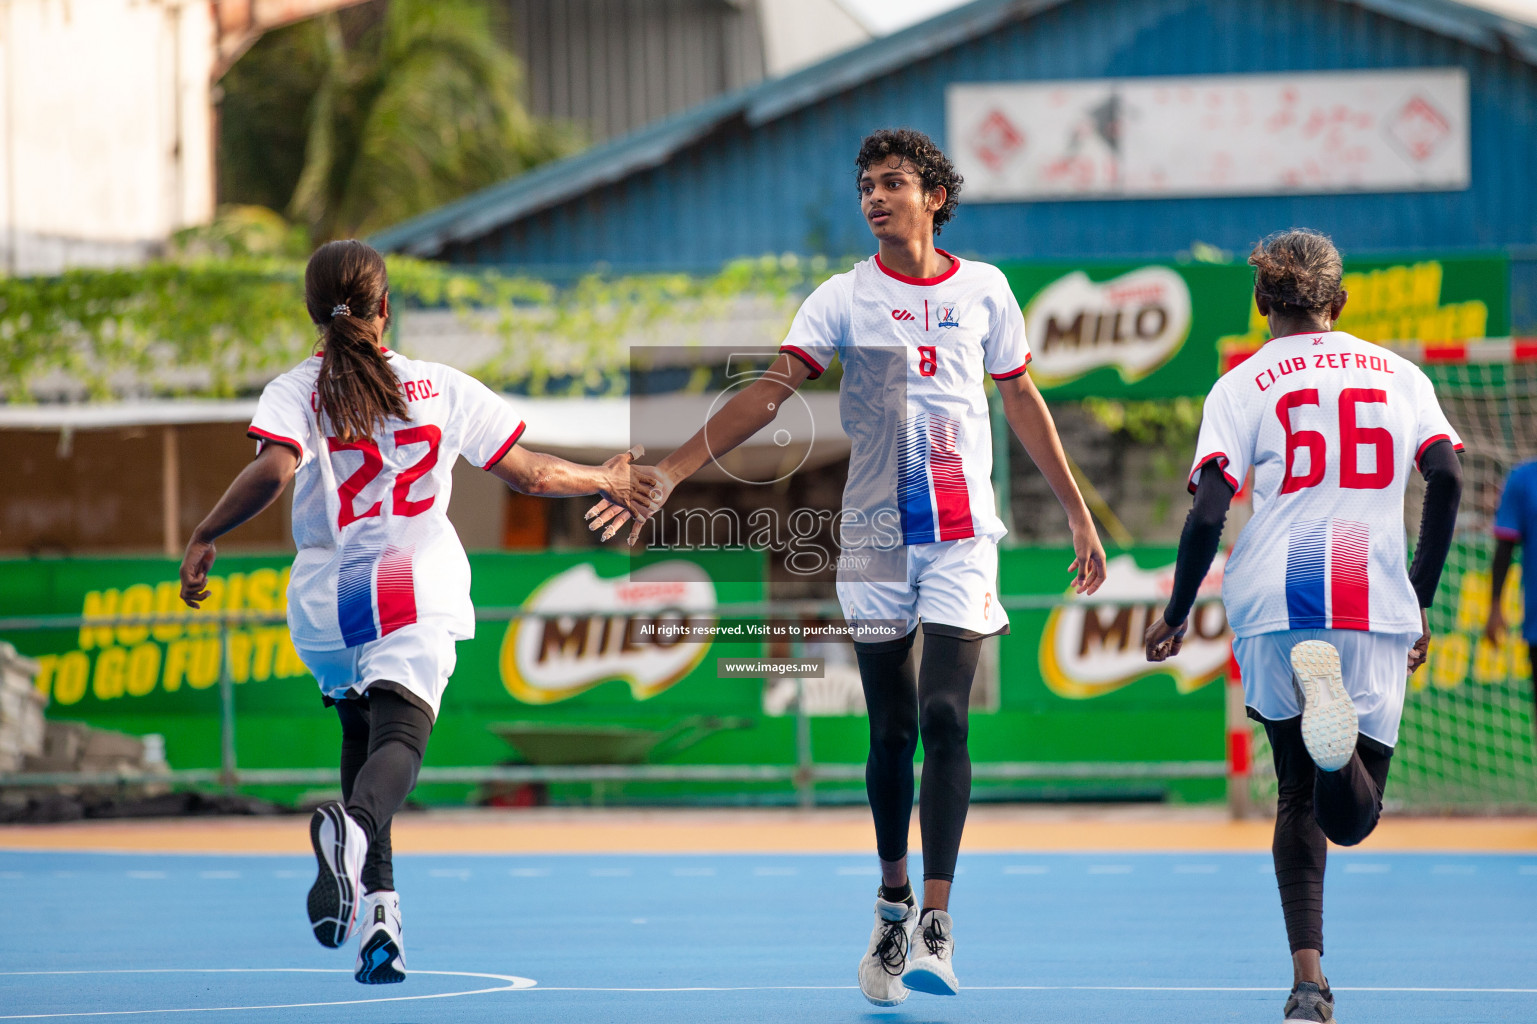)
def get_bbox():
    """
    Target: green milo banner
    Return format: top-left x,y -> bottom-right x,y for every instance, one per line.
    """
1001,253 -> 1509,400
0,547 -> 1229,804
